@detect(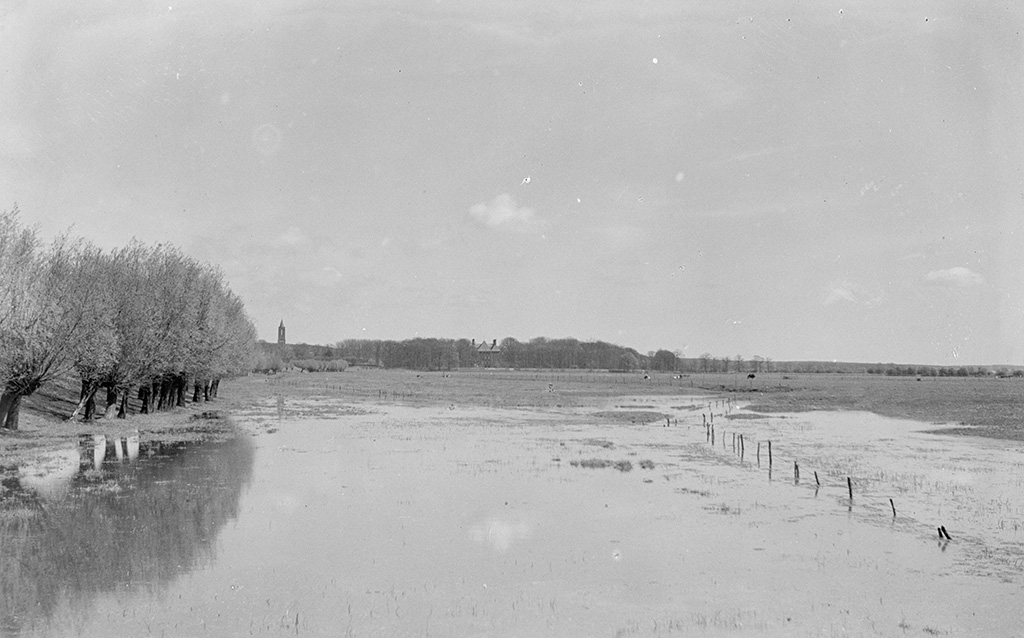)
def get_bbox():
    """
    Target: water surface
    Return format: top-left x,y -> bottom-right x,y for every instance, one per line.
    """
3,397 -> 1023,636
